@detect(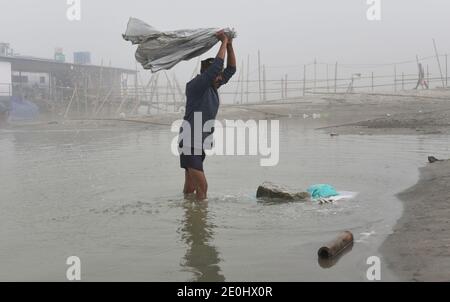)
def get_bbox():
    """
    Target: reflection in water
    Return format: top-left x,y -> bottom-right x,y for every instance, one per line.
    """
179,200 -> 225,282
